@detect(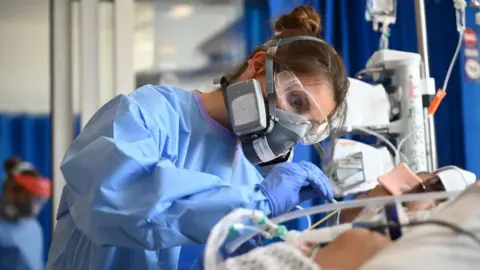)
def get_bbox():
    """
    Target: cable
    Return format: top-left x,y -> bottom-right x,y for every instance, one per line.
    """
307,209 -> 341,230
354,126 -> 408,166
295,205 -> 312,228
353,126 -> 398,158
394,118 -> 429,165
442,31 -> 465,92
